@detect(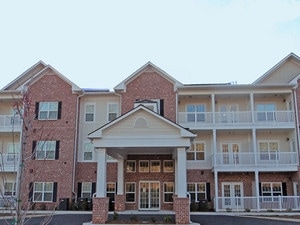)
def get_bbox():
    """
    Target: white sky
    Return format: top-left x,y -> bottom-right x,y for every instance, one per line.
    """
1,0 -> 300,90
